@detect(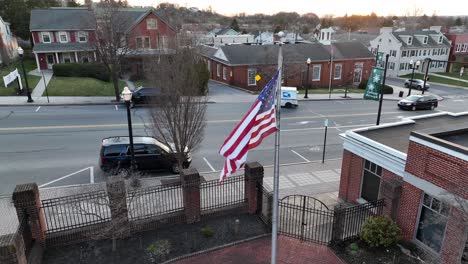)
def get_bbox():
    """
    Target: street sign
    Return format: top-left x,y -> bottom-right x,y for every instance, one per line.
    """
255,74 -> 261,82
